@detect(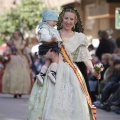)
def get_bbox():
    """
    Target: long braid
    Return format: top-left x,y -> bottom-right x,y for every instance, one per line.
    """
57,6 -> 84,33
